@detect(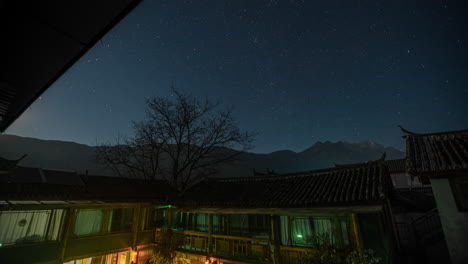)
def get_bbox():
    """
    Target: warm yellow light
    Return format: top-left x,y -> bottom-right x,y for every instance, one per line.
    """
131,250 -> 138,263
